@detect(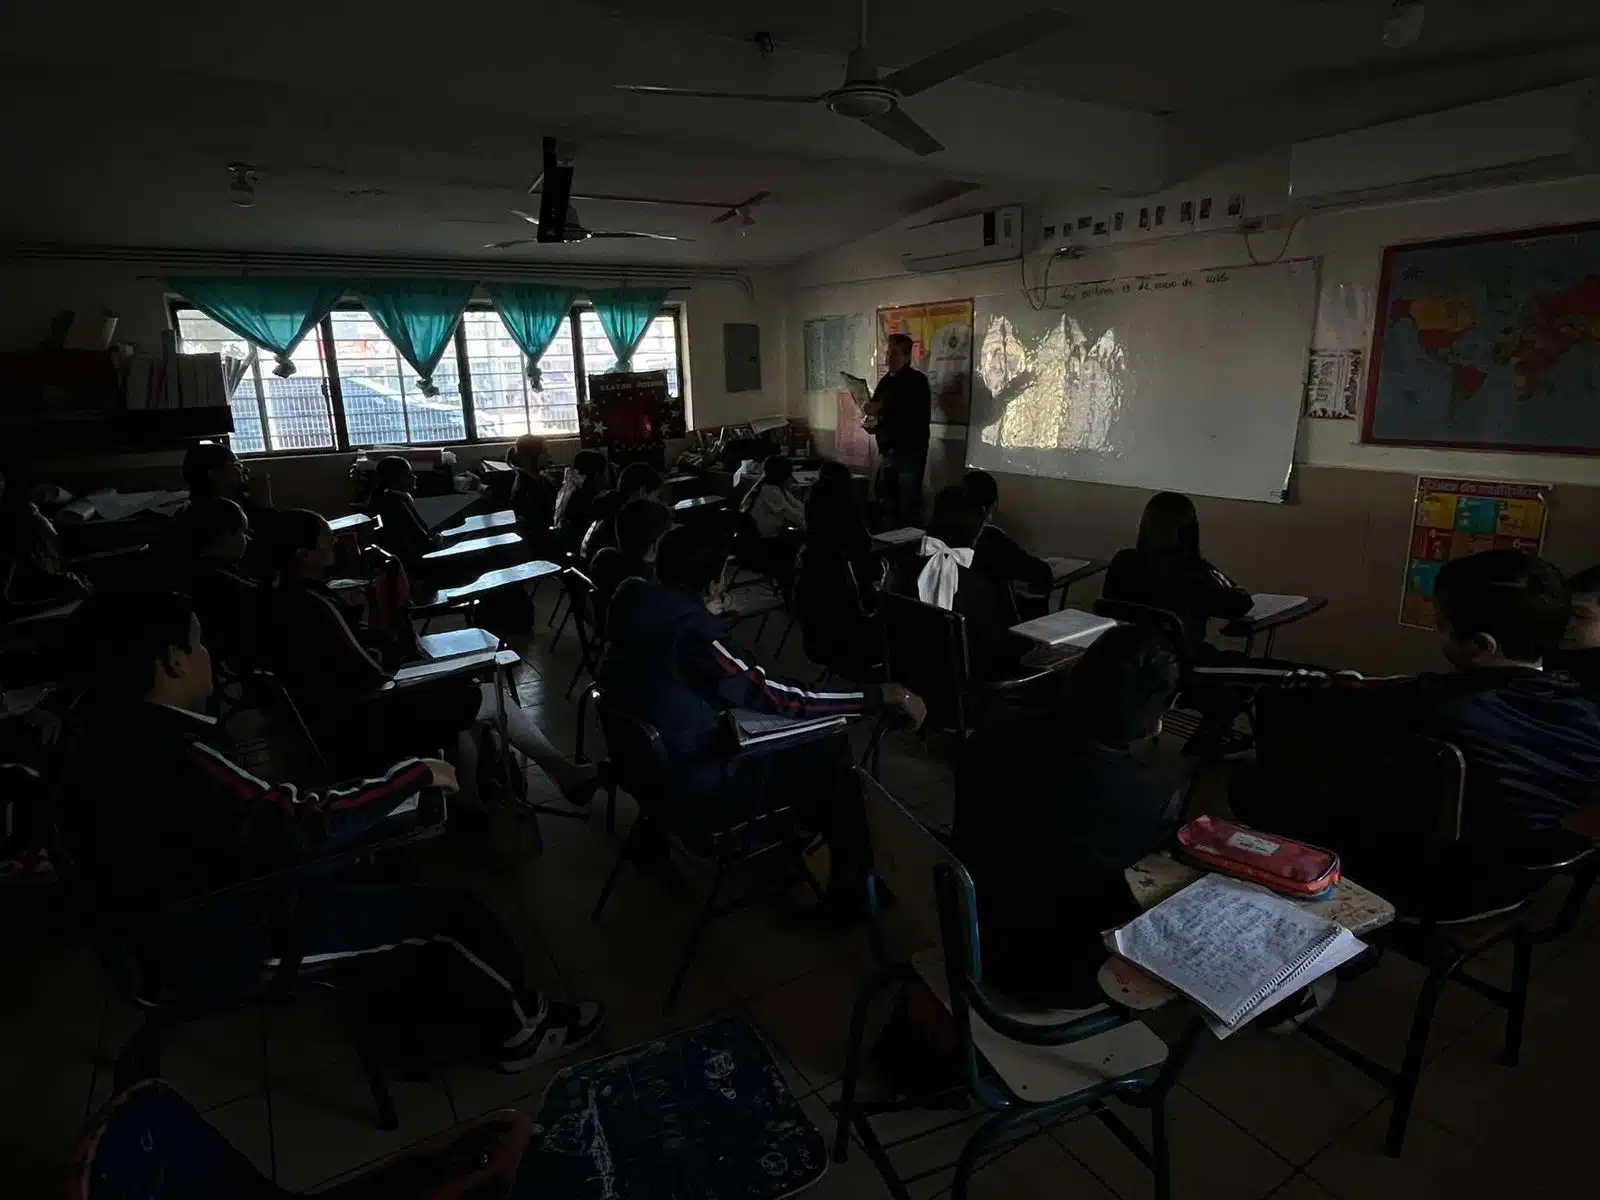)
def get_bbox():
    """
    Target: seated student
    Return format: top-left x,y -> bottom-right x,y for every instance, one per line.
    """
796,461 -> 885,676
170,496 -> 260,676
508,434 -> 557,528
597,524 -> 926,908
589,498 -> 673,639
581,462 -> 665,563
365,455 -> 439,570
888,487 -> 1027,682
956,625 -> 1185,1007
267,508 -> 598,799
738,454 -> 807,592
1550,564 -> 1600,702
1102,490 -> 1251,660
58,590 -> 602,1070
803,461 -> 880,599
0,467 -> 88,611
267,509 -> 476,766
179,442 -> 277,579
962,470 -> 1053,618
1239,550 -> 1600,918
554,450 -> 609,557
